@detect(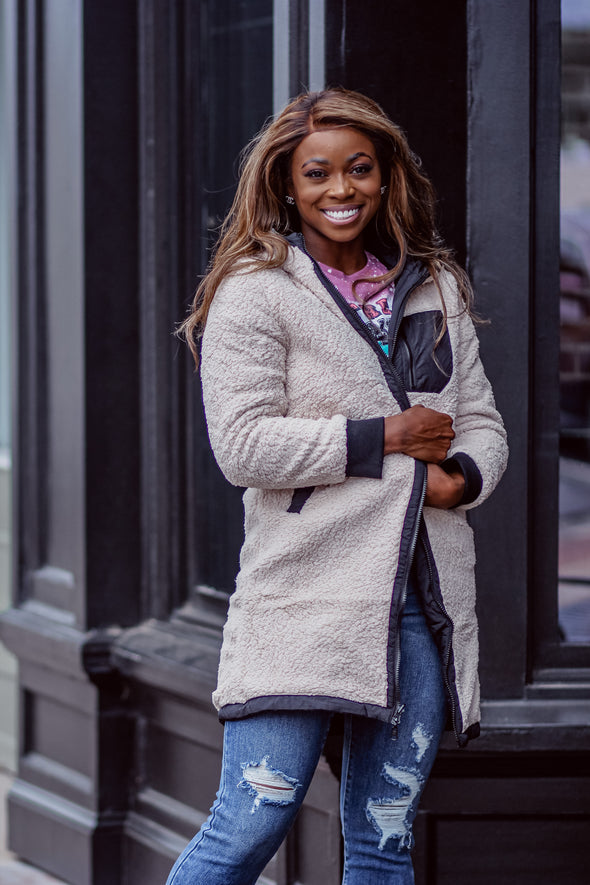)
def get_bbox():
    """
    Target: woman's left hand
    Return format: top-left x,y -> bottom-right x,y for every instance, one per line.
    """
424,464 -> 465,509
